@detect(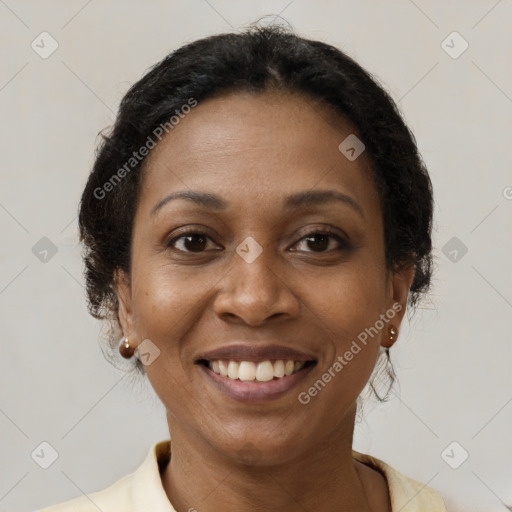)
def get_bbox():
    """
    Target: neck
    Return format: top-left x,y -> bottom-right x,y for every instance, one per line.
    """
161,406 -> 385,512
